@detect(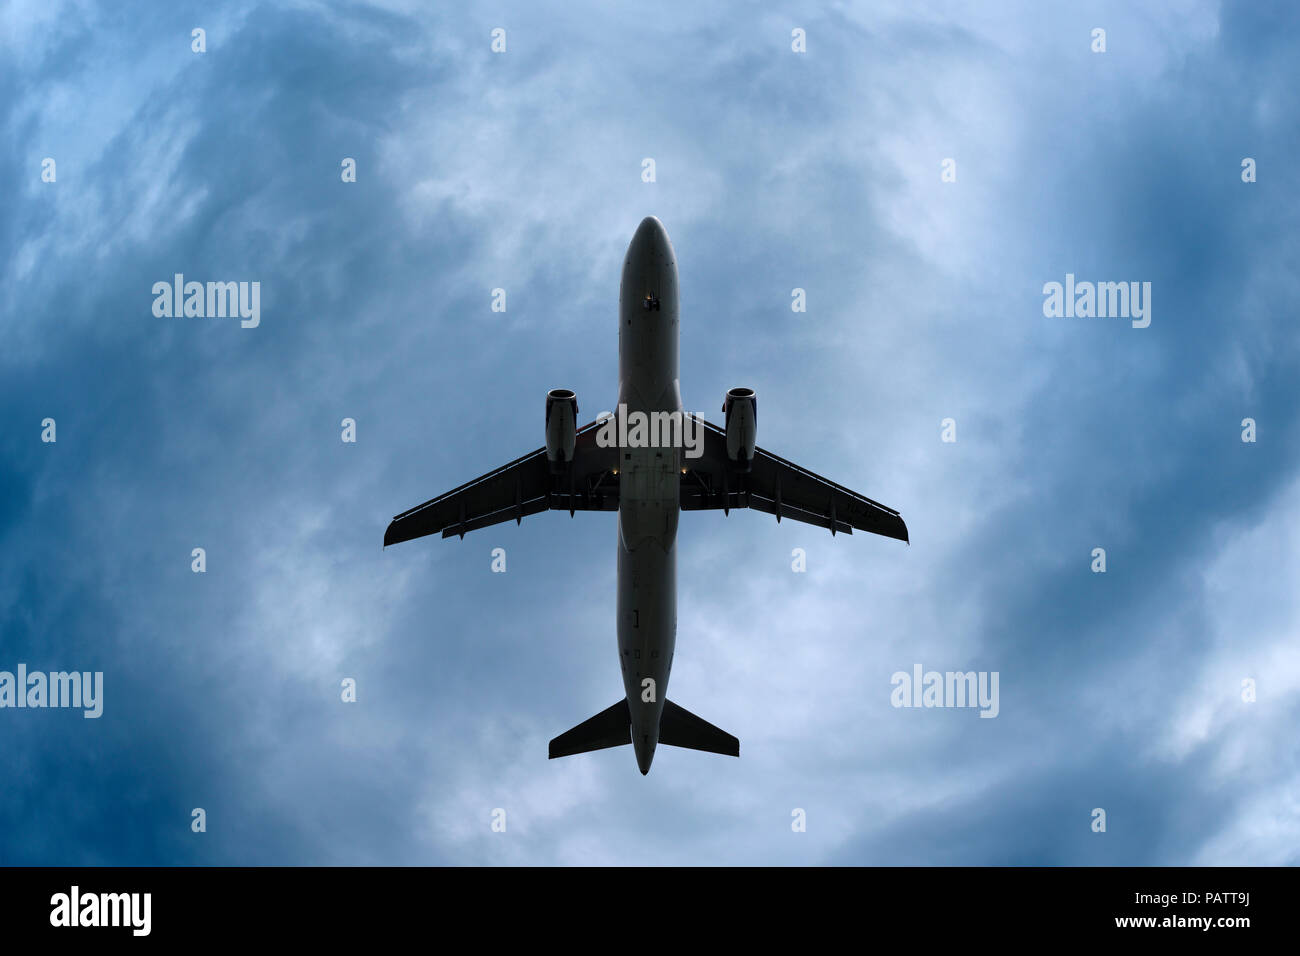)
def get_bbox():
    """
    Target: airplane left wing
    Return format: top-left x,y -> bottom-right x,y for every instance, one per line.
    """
384,420 -> 619,546
681,419 -> 908,542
